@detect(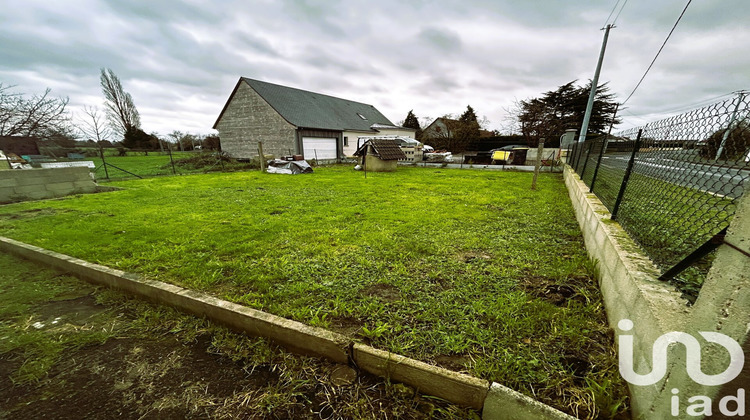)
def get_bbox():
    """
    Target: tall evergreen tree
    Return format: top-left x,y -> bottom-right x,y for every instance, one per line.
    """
402,109 -> 422,139
518,80 -> 619,147
455,105 -> 481,150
